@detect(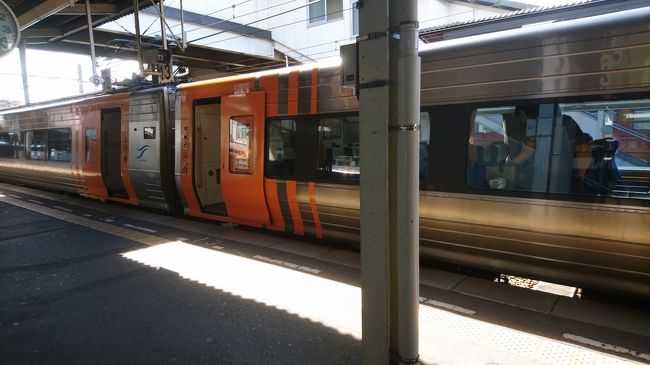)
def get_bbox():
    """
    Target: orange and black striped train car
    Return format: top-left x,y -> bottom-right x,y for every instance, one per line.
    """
1,8 -> 649,297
